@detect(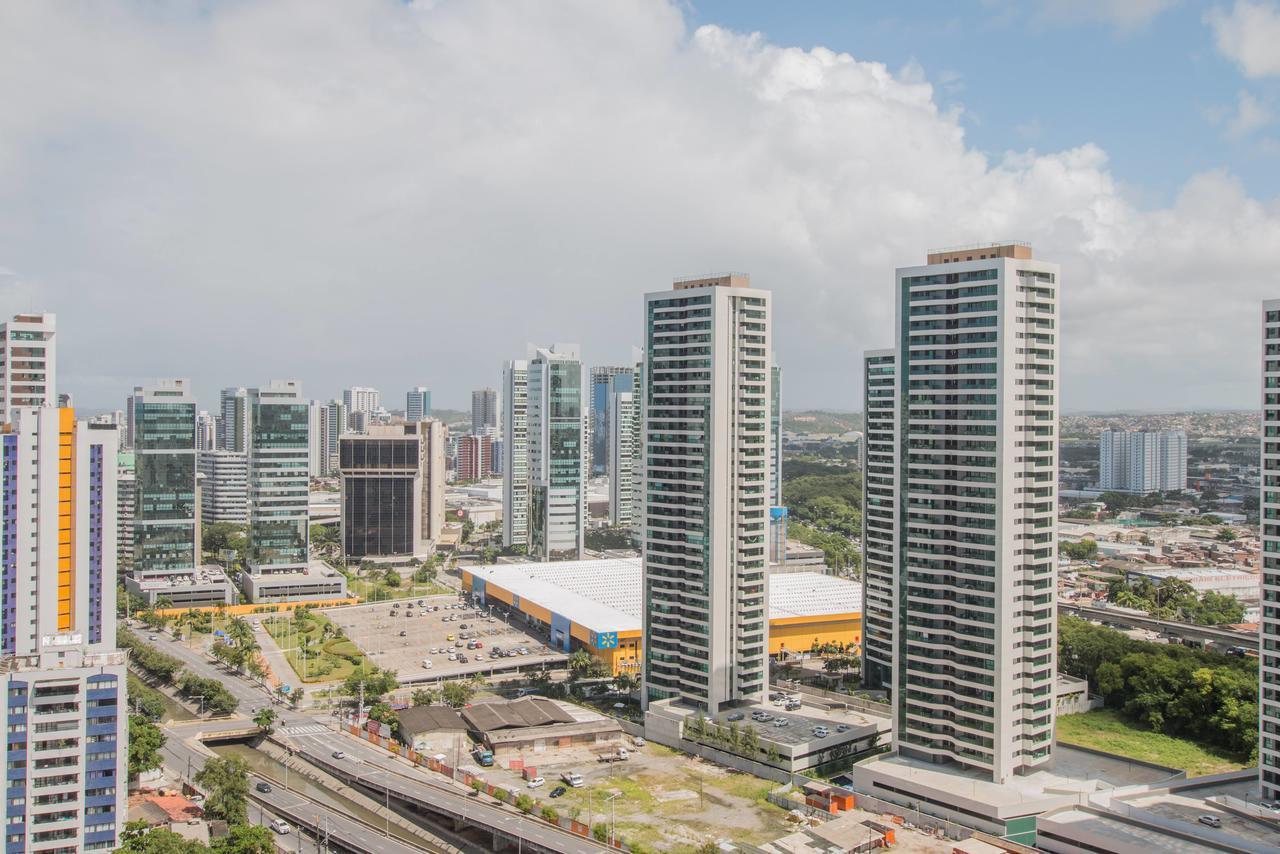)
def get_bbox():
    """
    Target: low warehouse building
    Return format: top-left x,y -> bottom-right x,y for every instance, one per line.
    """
396,705 -> 468,754
462,558 -> 861,674
461,697 -> 622,758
